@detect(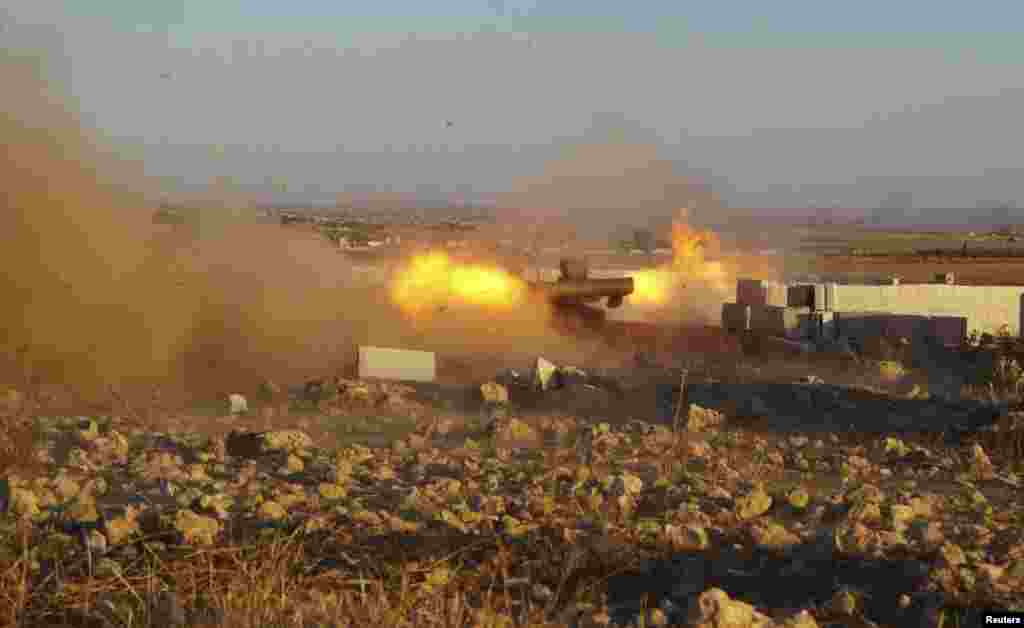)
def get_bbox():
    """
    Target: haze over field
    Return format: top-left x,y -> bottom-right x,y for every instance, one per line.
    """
4,0 -> 1024,227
